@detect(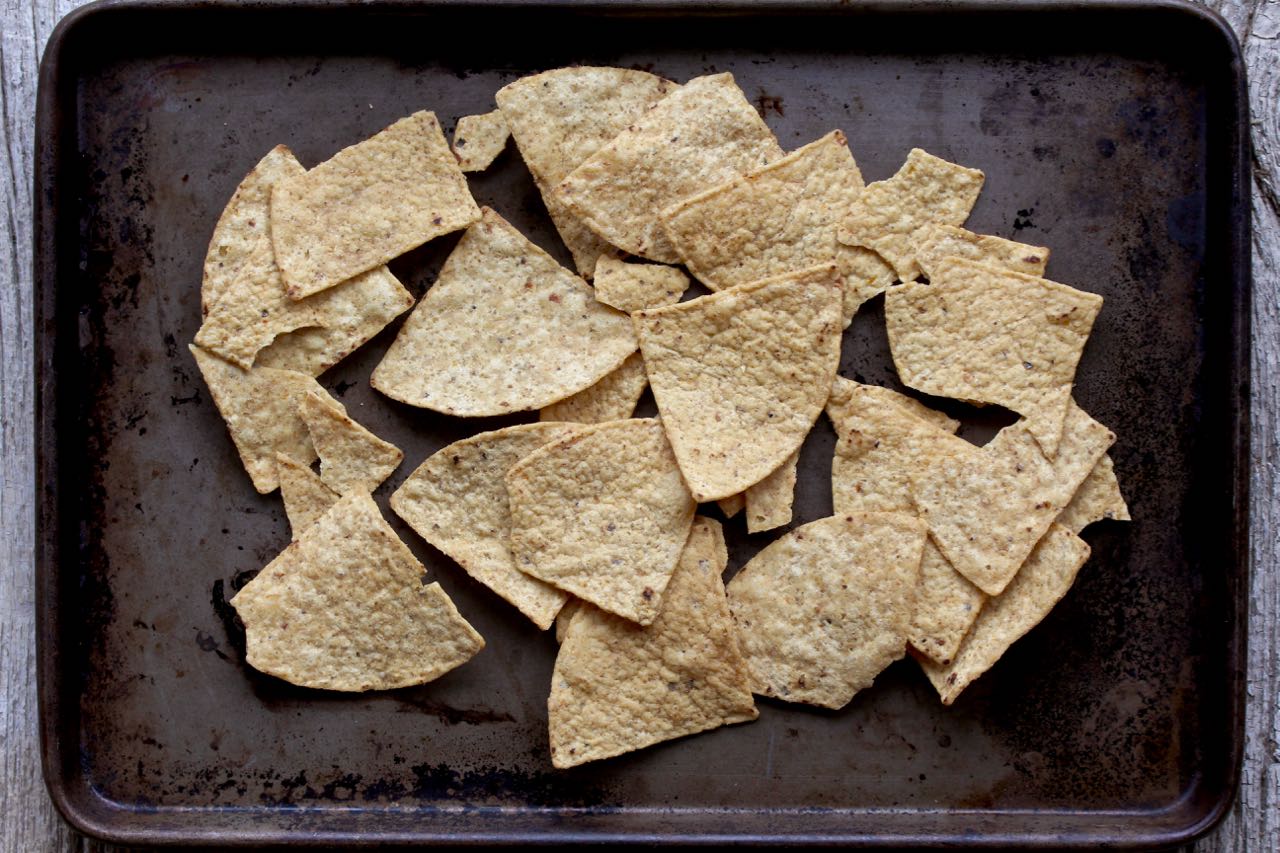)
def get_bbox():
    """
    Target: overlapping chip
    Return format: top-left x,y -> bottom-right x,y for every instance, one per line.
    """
913,224 -> 1049,280
744,450 -> 798,534
592,257 -> 690,313
538,351 -> 648,424
452,110 -> 510,172
275,453 -> 340,538
299,390 -> 403,494
1058,453 -> 1130,533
